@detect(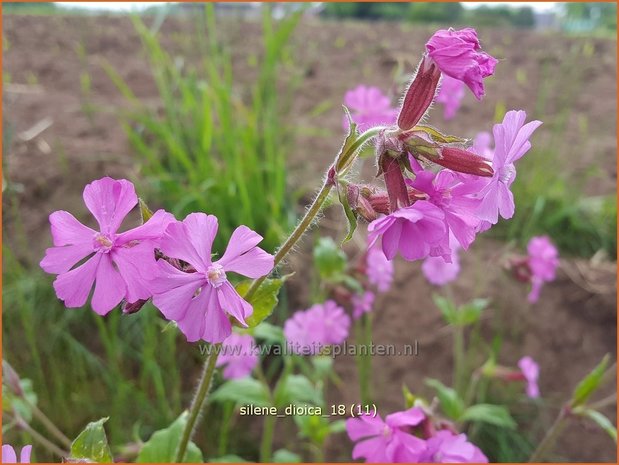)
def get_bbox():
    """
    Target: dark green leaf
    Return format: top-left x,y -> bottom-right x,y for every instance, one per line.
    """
313,237 -> 347,280
275,375 -> 323,408
210,378 -> 271,407
137,412 -> 203,463
337,183 -> 358,244
70,418 -> 113,463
